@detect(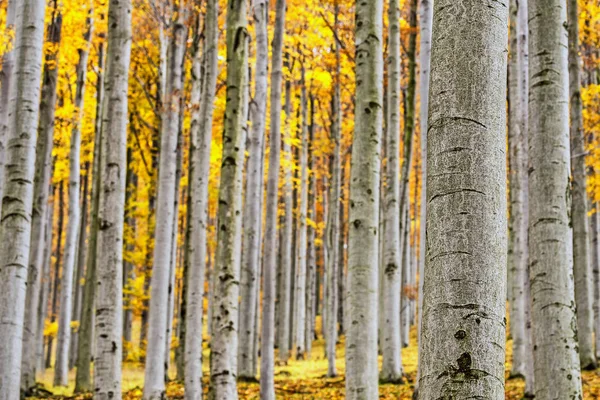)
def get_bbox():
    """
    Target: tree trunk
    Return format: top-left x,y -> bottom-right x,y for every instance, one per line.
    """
37,198 -> 55,372
208,0 -> 248,397
75,39 -> 105,394
123,148 -> 136,361
417,1 -> 509,398
93,0 -> 132,395
592,204 -> 600,360
20,5 -> 62,390
507,0 -> 534,394
568,0 -> 596,370
278,71 -> 294,363
305,94 -> 317,356
54,7 -> 86,383
345,0 -> 383,397
260,0 -> 285,394
238,0 -> 268,379
528,0 -> 583,397
0,0 -> 46,392
380,0 -> 403,382
0,0 -> 17,220
415,0 -> 432,388
184,0 -> 218,396
400,202 -> 411,348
